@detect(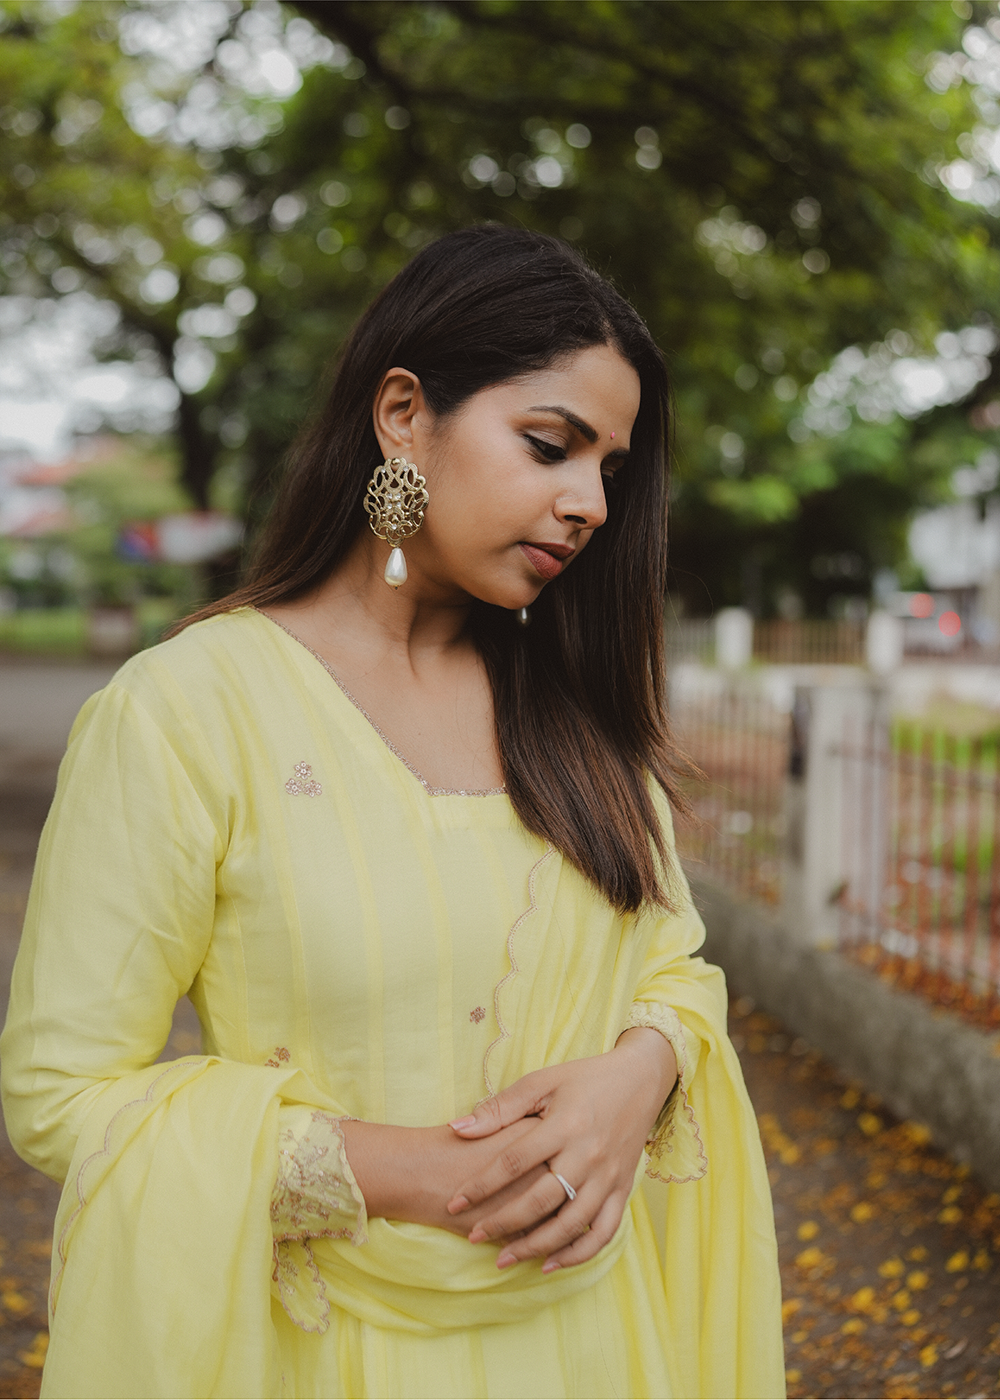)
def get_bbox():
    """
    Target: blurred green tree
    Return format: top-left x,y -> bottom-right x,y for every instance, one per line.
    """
1,0 -> 997,610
